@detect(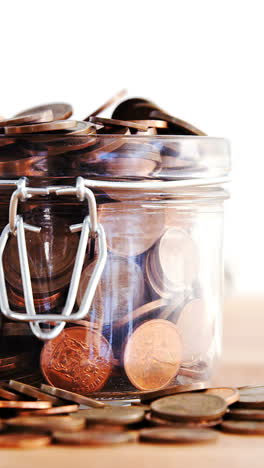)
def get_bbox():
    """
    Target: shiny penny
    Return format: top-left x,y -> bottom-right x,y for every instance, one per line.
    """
0,110 -> 54,127
139,427 -> 217,444
124,319 -> 182,391
40,327 -> 113,395
89,116 -> 148,131
6,415 -> 86,433
140,382 -> 208,402
0,434 -> 51,449
15,102 -> 73,120
41,384 -> 105,408
8,380 -> 64,405
221,420 -> 264,435
204,387 -> 239,406
151,393 -> 227,422
5,119 -> 77,135
0,386 -> 21,400
0,401 -> 51,409
53,430 -> 136,446
73,406 -> 145,425
229,408 -> 264,421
